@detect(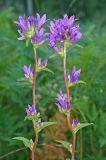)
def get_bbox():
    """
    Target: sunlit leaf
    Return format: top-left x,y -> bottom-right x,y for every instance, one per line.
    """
75,44 -> 83,48
68,80 -> 86,87
56,140 -> 72,153
42,67 -> 54,74
38,122 -> 57,133
13,137 -> 31,149
74,123 -> 93,133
